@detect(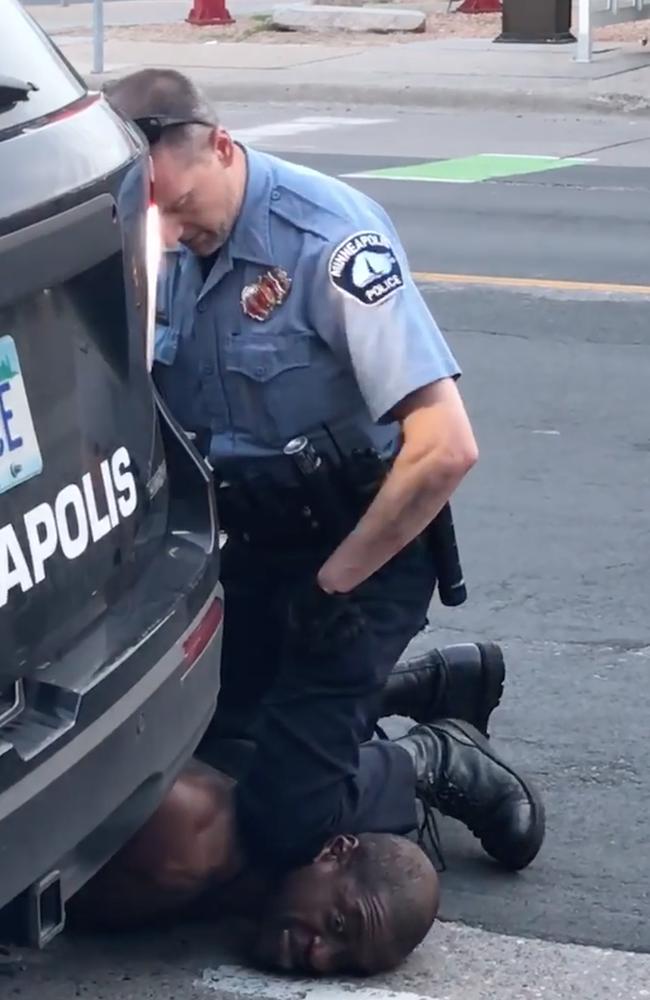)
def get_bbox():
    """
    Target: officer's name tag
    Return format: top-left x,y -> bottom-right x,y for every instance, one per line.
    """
329,231 -> 404,307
